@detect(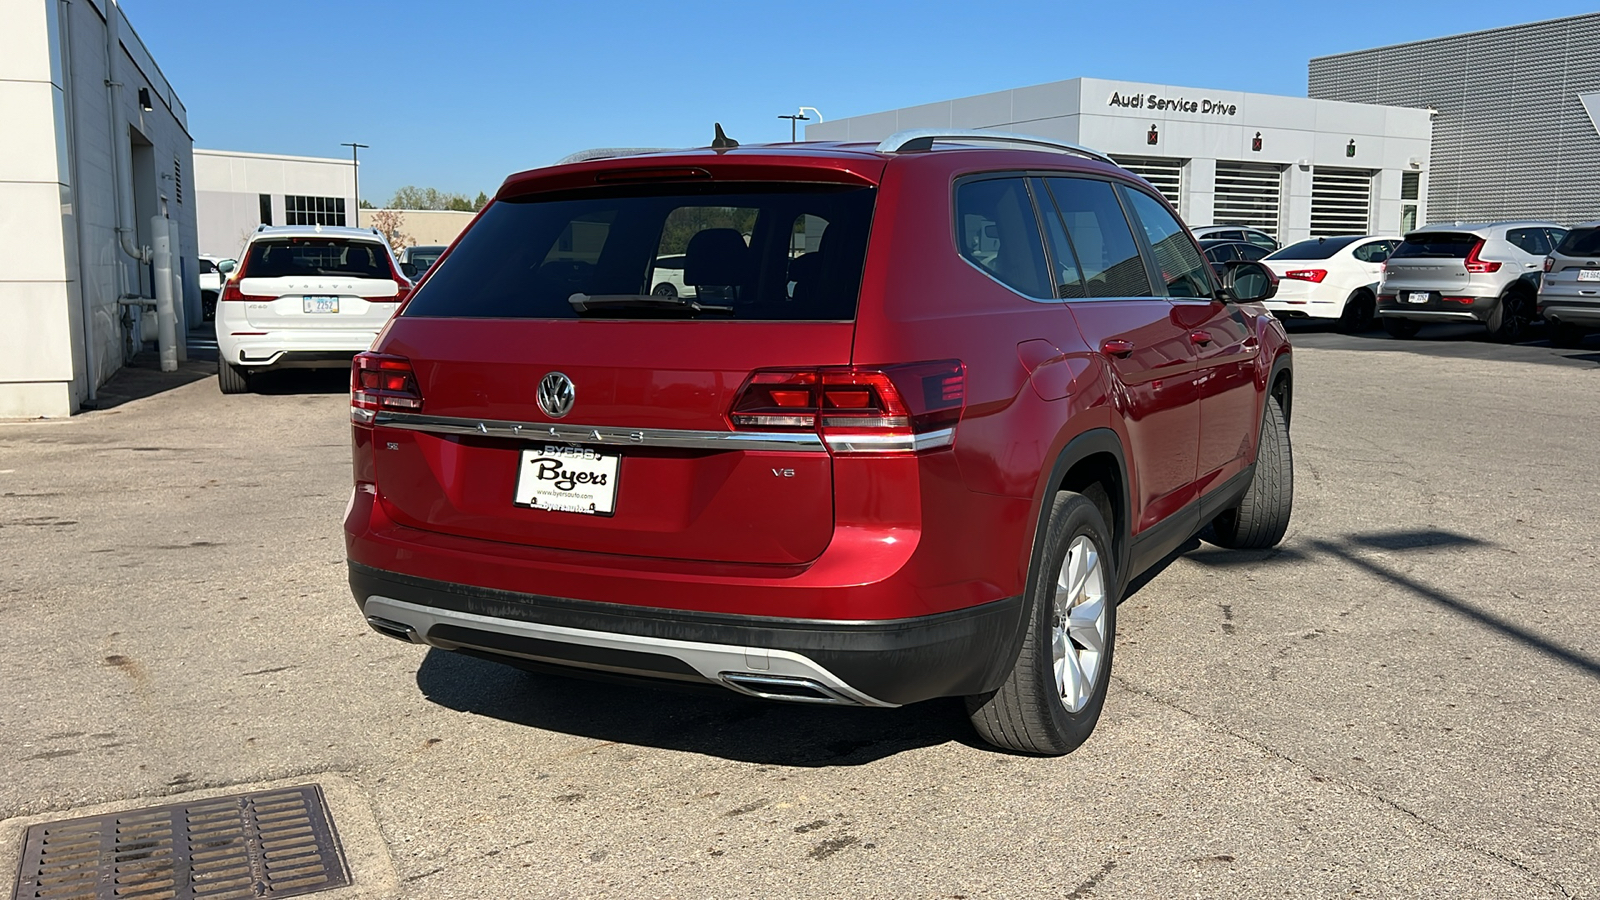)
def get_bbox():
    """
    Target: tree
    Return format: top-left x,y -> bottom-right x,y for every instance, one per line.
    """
358,199 -> 374,209
386,185 -> 483,211
473,191 -> 489,211
369,209 -> 411,251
